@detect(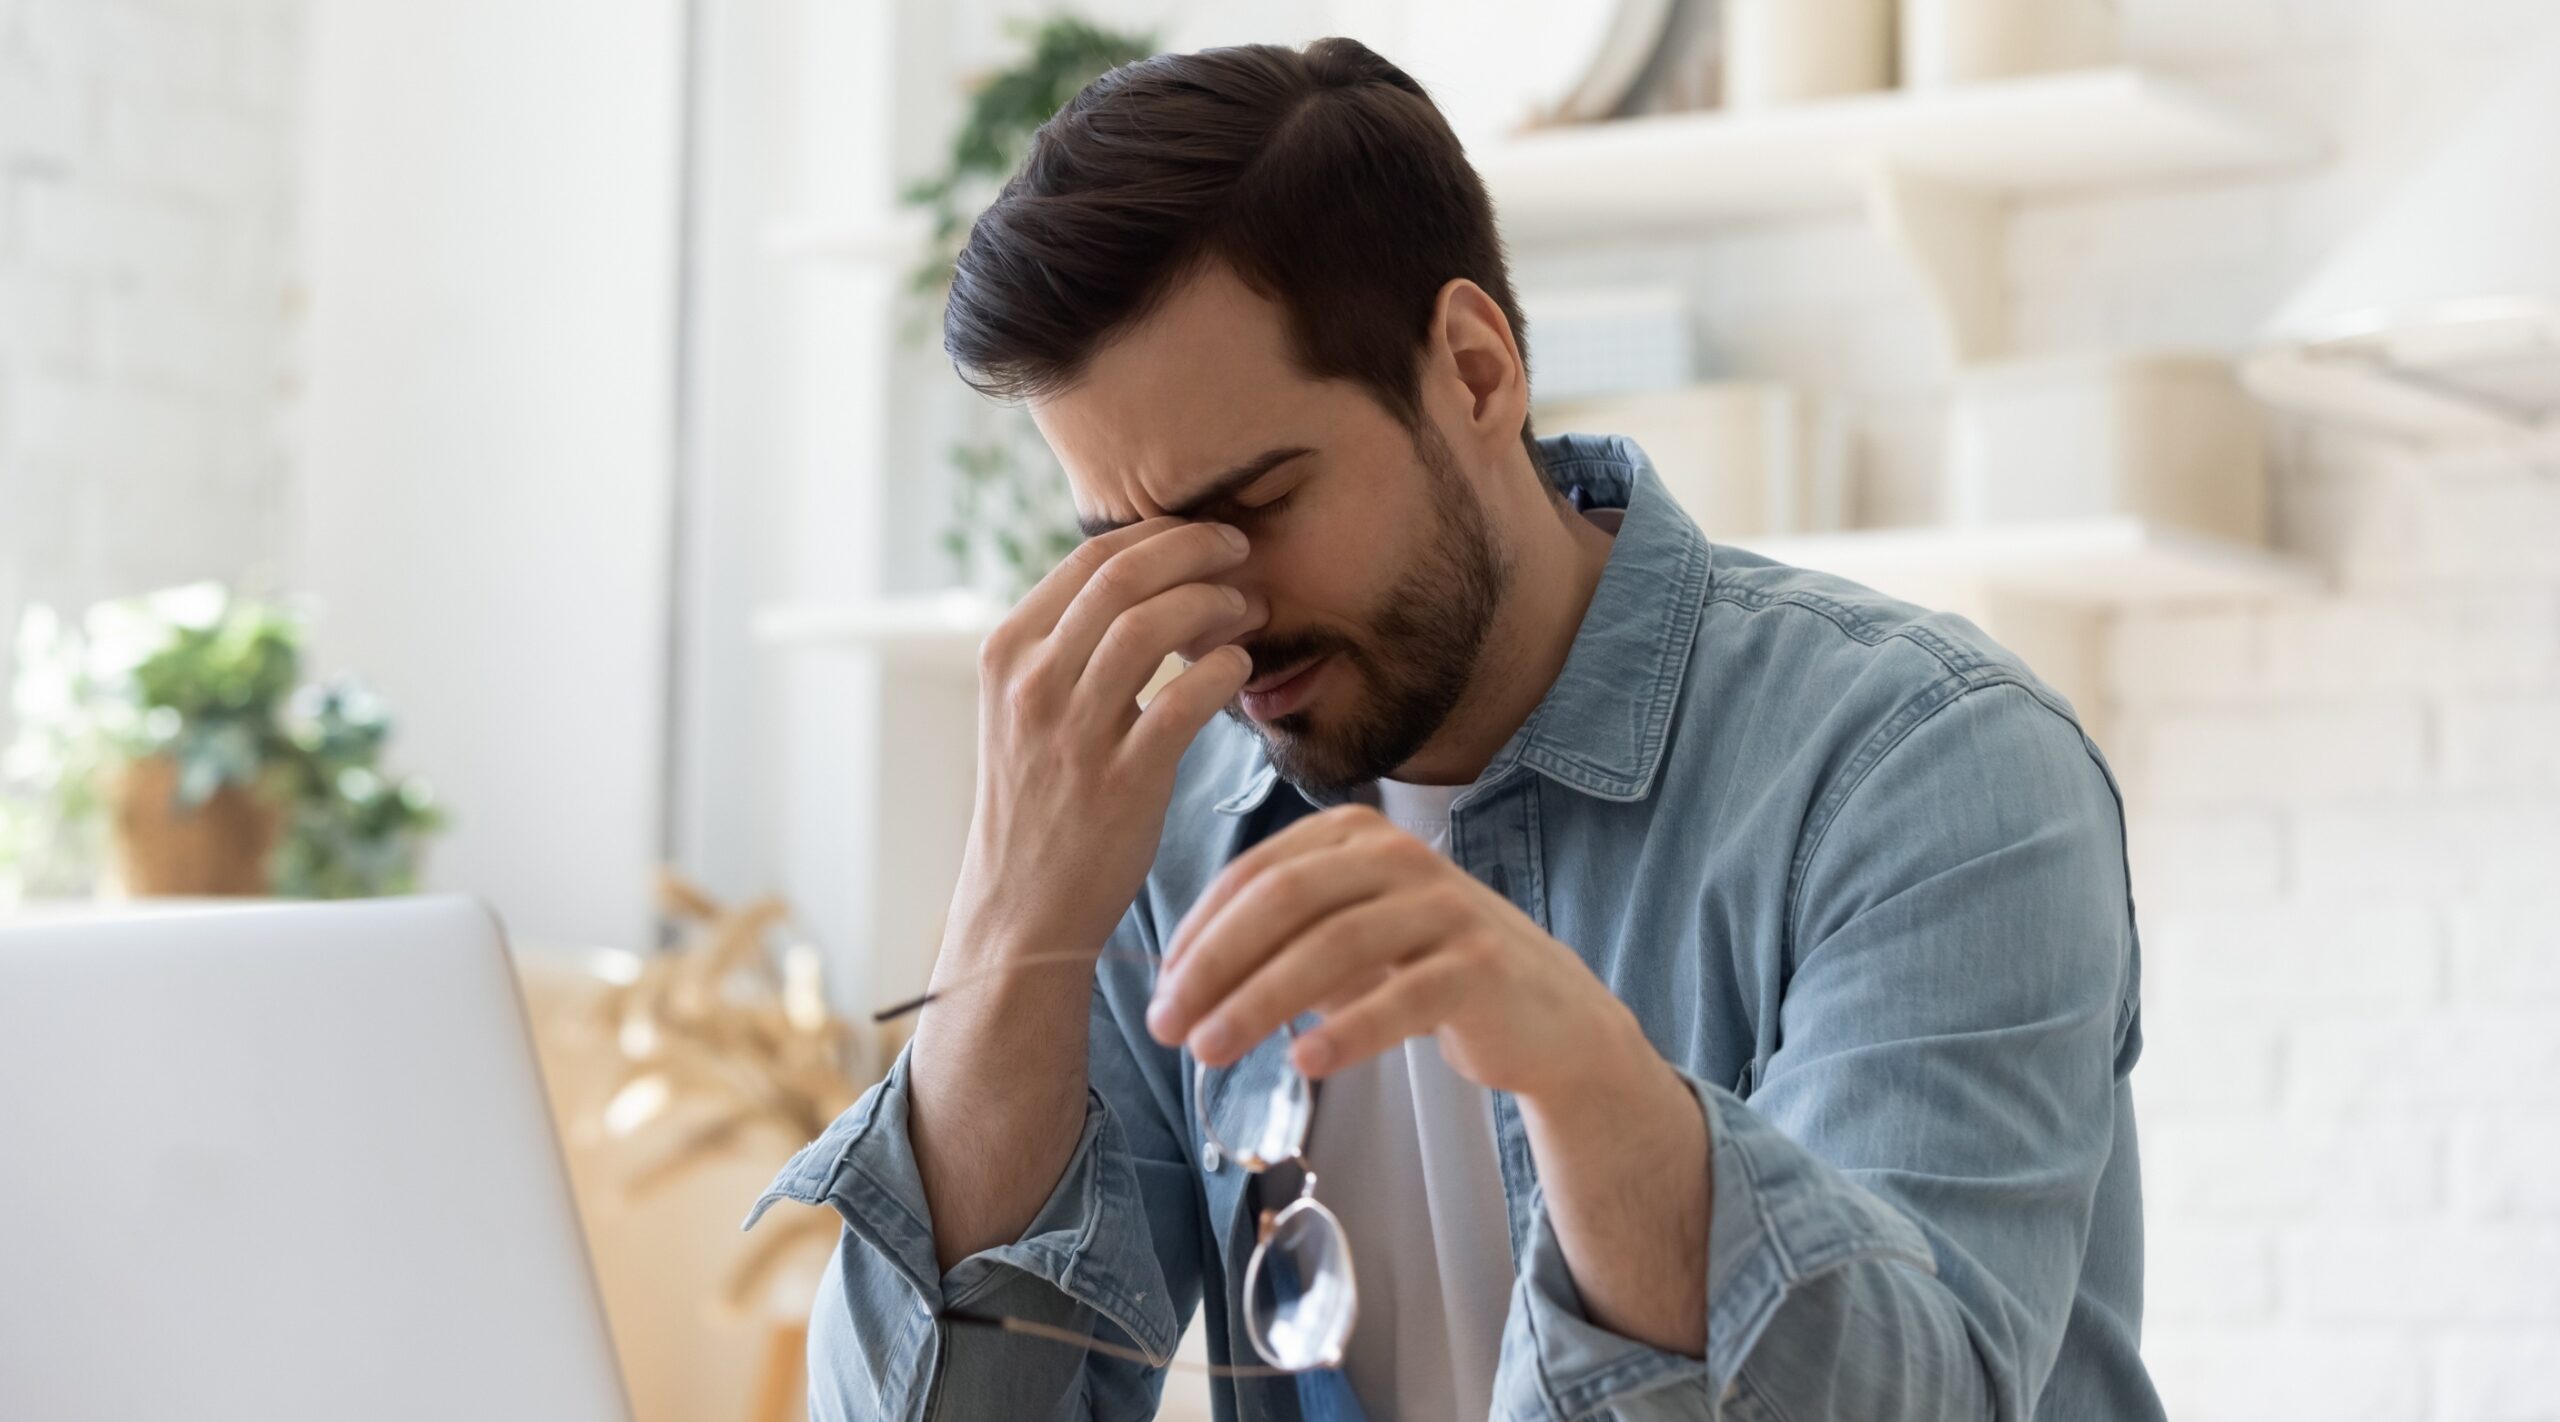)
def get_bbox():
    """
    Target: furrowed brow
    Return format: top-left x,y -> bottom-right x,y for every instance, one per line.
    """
1077,446 -> 1315,539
